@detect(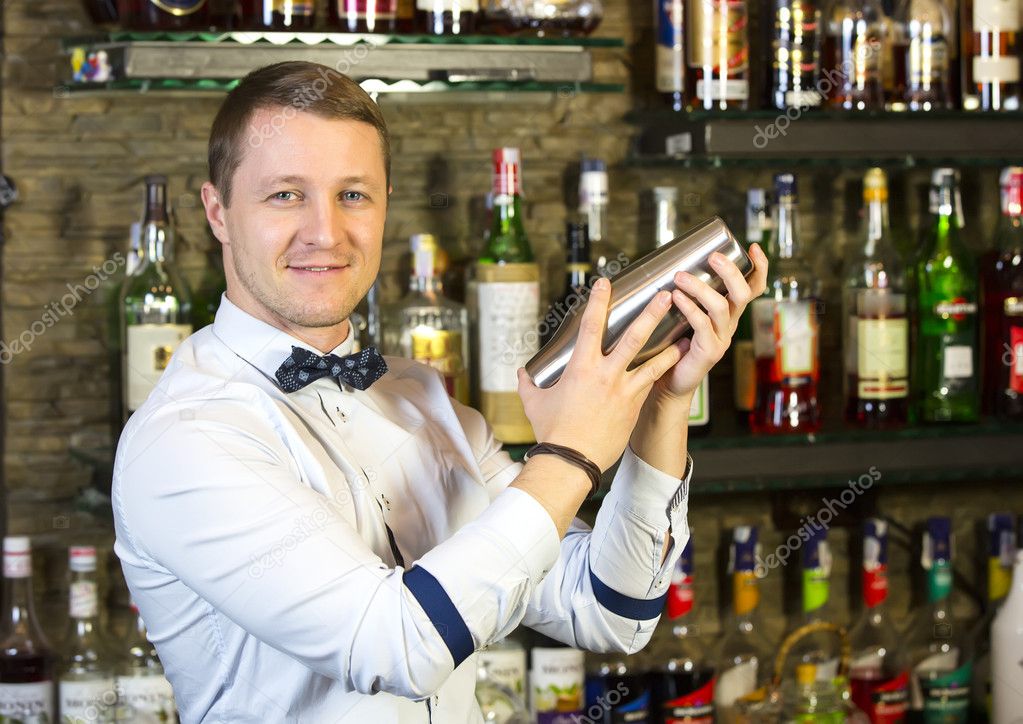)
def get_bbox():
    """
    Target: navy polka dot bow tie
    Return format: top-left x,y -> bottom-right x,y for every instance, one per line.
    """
275,345 -> 388,393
